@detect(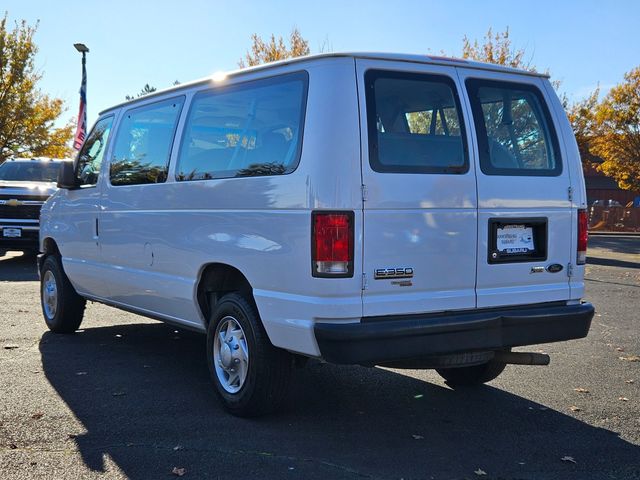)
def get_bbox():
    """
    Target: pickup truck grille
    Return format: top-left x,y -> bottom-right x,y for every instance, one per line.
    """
0,194 -> 47,221
0,204 -> 42,220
